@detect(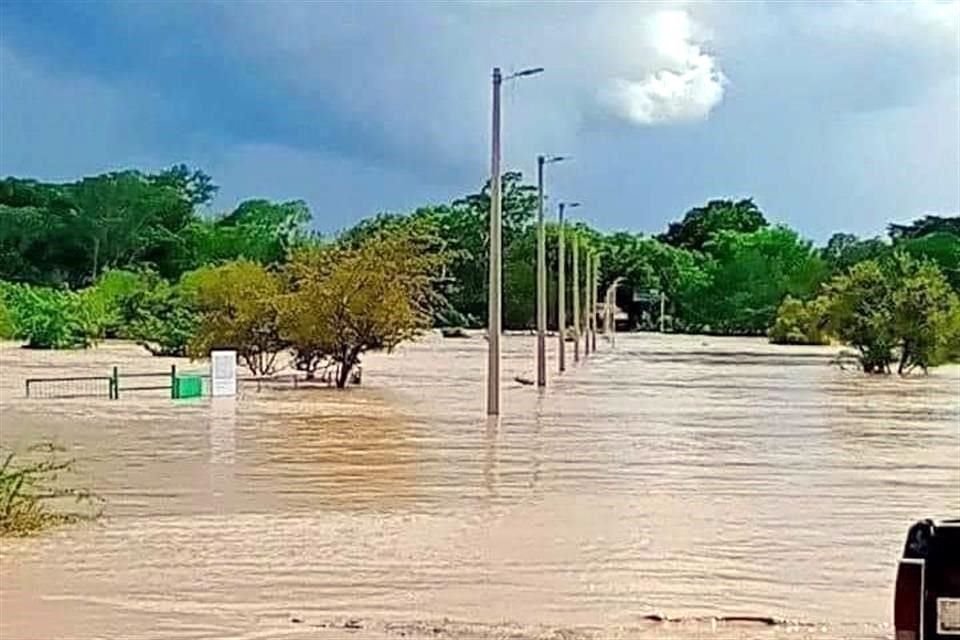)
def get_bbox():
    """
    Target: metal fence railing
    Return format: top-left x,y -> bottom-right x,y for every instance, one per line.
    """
24,375 -> 113,400
25,365 -> 210,400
